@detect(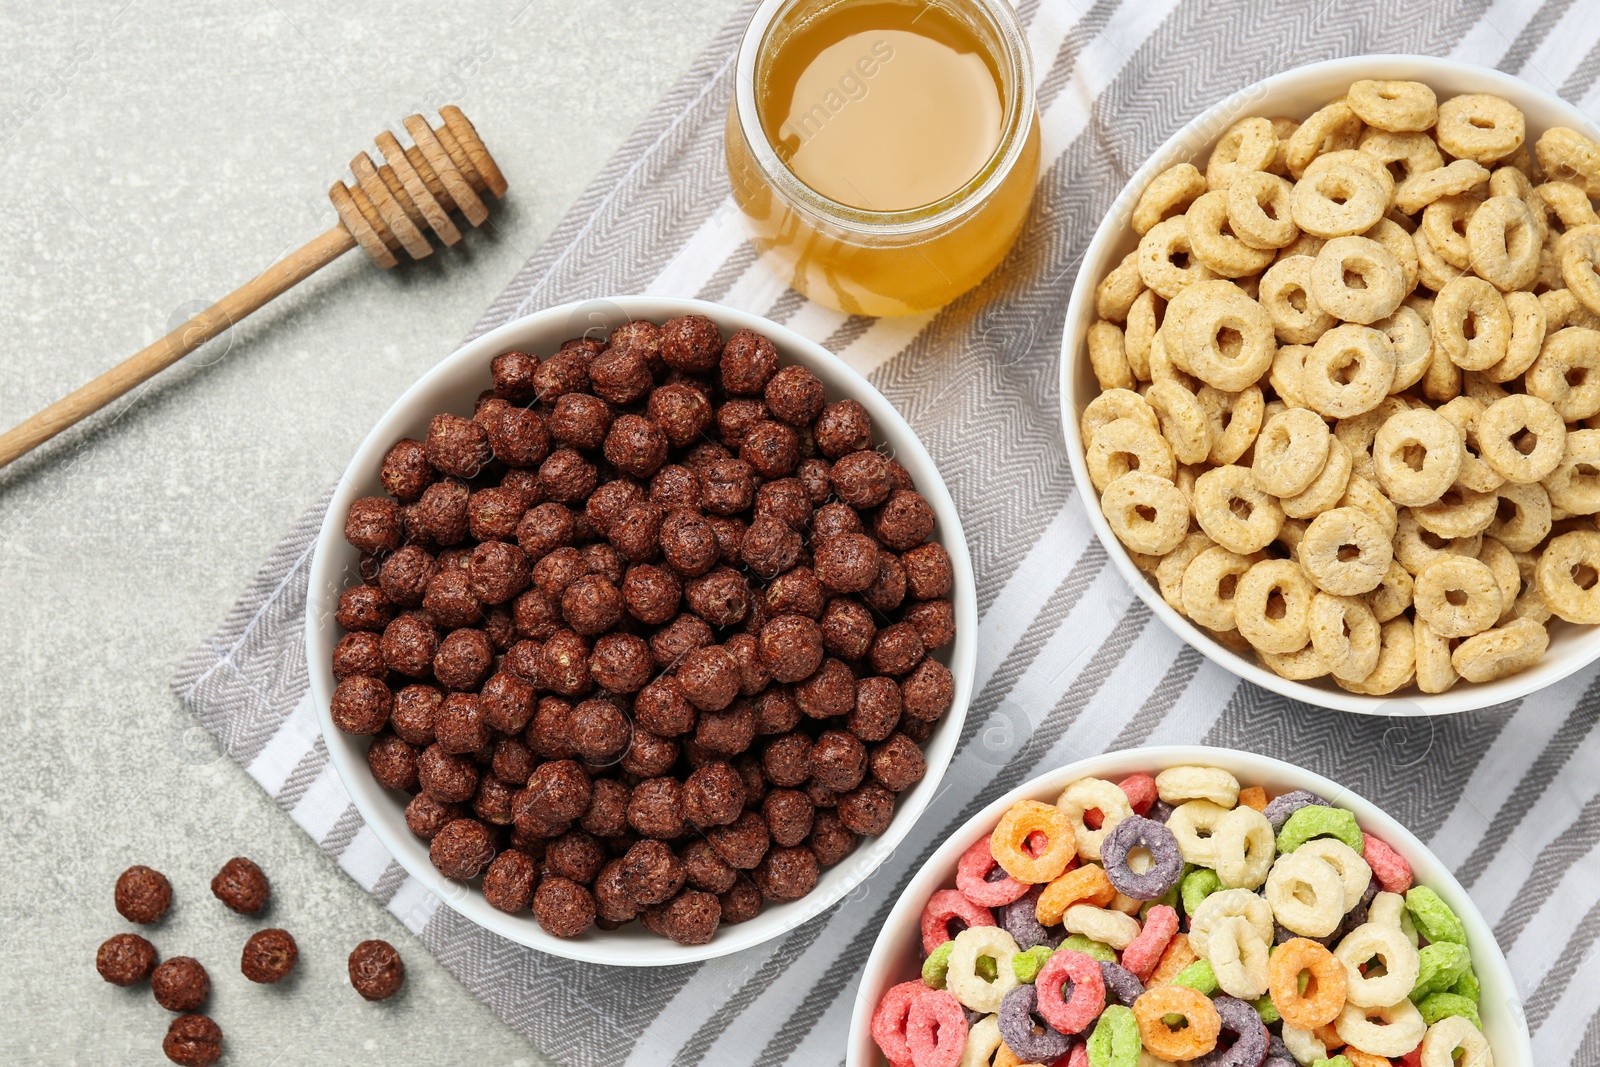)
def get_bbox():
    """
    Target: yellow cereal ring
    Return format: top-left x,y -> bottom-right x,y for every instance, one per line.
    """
1180,546 -> 1254,632
1337,617 -> 1416,695
1359,128 -> 1443,184
1556,225 -> 1600,318
1486,481 -> 1551,552
1483,290 -> 1546,383
1156,532 -> 1216,615
1133,162 -> 1207,236
1536,530 -> 1600,623
1348,79 -> 1437,132
1372,408 -> 1464,507
1081,388 -> 1158,448
1367,559 -> 1414,622
1285,100 -> 1363,180
1260,257 -> 1337,345
1301,506 -> 1392,595
1100,471 -> 1190,556
1396,159 -> 1489,215
1086,417 -> 1175,491
1421,195 -> 1476,271
1088,320 -> 1135,391
1187,190 -> 1275,277
1282,436 -> 1354,520
1145,380 -> 1212,466
1302,326 -> 1395,419
1467,195 -> 1541,292
1193,465 -> 1284,555
1234,559 -> 1316,654
1292,160 -> 1388,238
1253,408 -> 1332,497
1310,237 -> 1405,326
1433,276 -> 1511,372
1436,93 -> 1525,165
1414,616 -> 1460,694
1536,127 -> 1600,198
1096,250 -> 1145,323
1198,385 -> 1264,465
1138,216 -> 1214,300
1206,116 -> 1279,191
1226,170 -> 1298,250
1476,394 -> 1566,484
1543,428 -> 1600,514
1450,616 -> 1549,682
1308,592 -> 1381,682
